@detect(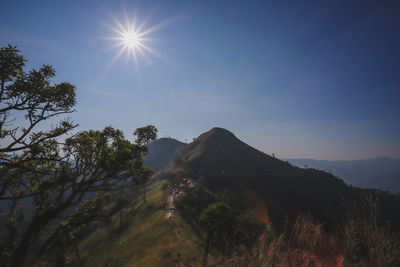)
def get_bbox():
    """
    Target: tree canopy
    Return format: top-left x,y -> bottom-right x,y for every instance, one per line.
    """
200,201 -> 238,266
0,44 -> 157,266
